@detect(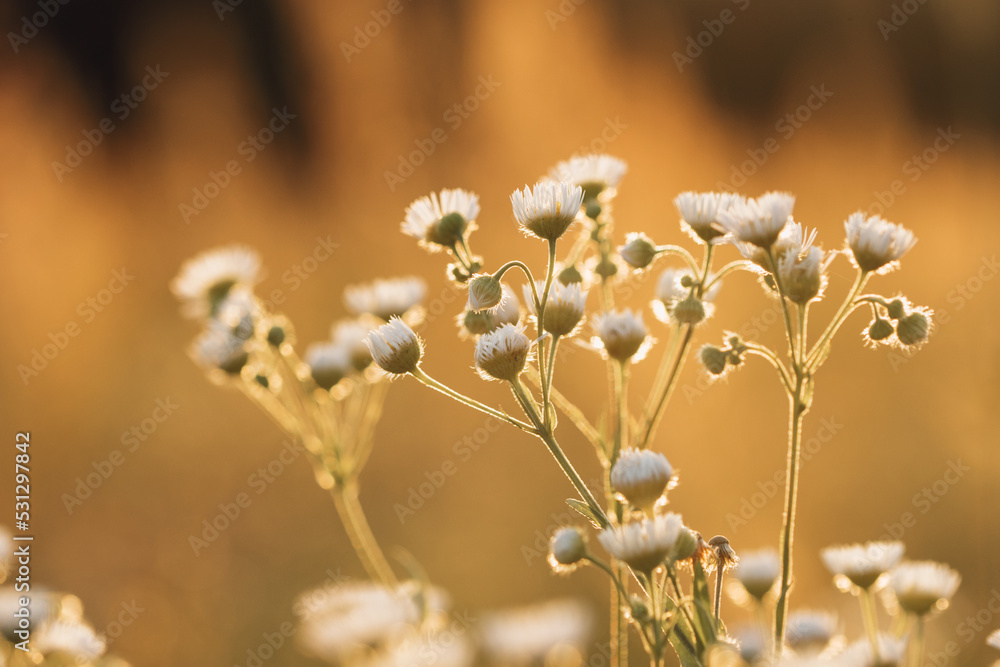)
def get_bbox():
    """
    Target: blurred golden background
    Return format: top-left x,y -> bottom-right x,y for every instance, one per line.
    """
1,0 -> 999,665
